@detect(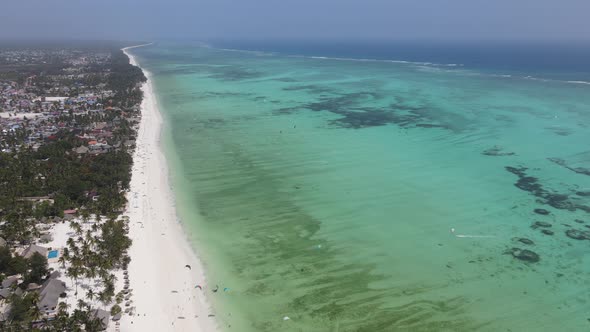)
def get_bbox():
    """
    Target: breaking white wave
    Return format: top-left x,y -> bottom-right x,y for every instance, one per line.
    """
206,44 -> 589,87
566,80 -> 590,85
